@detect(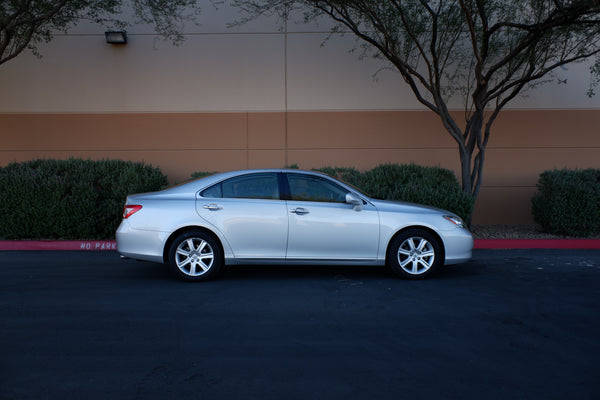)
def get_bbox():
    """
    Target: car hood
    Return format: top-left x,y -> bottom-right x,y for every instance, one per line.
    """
369,198 -> 451,216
